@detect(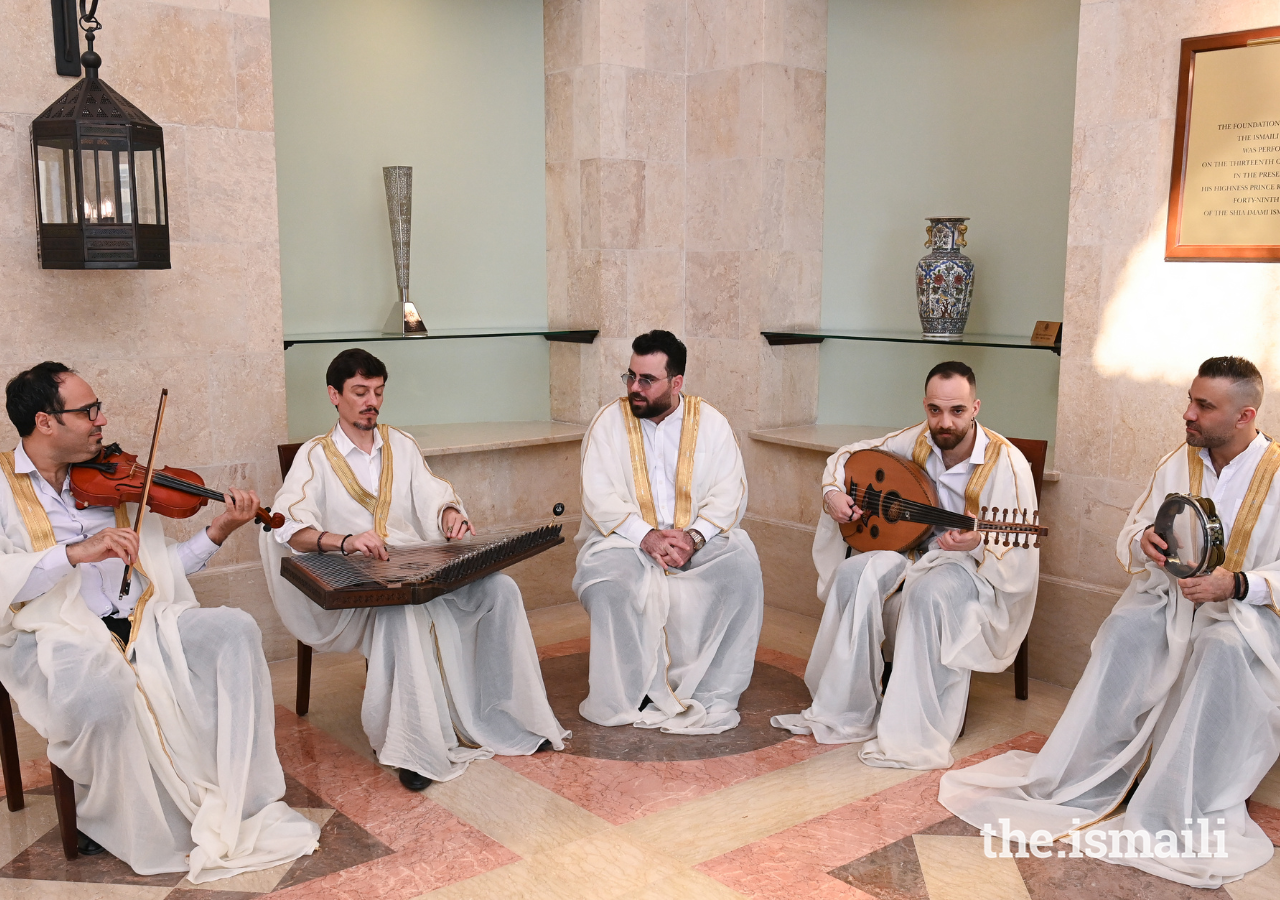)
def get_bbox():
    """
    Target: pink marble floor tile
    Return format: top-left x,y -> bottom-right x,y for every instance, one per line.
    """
697,733 -> 1048,899
270,707 -> 517,897
0,758 -> 53,803
500,734 -> 838,825
755,647 -> 807,679
1247,800 -> 1280,846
